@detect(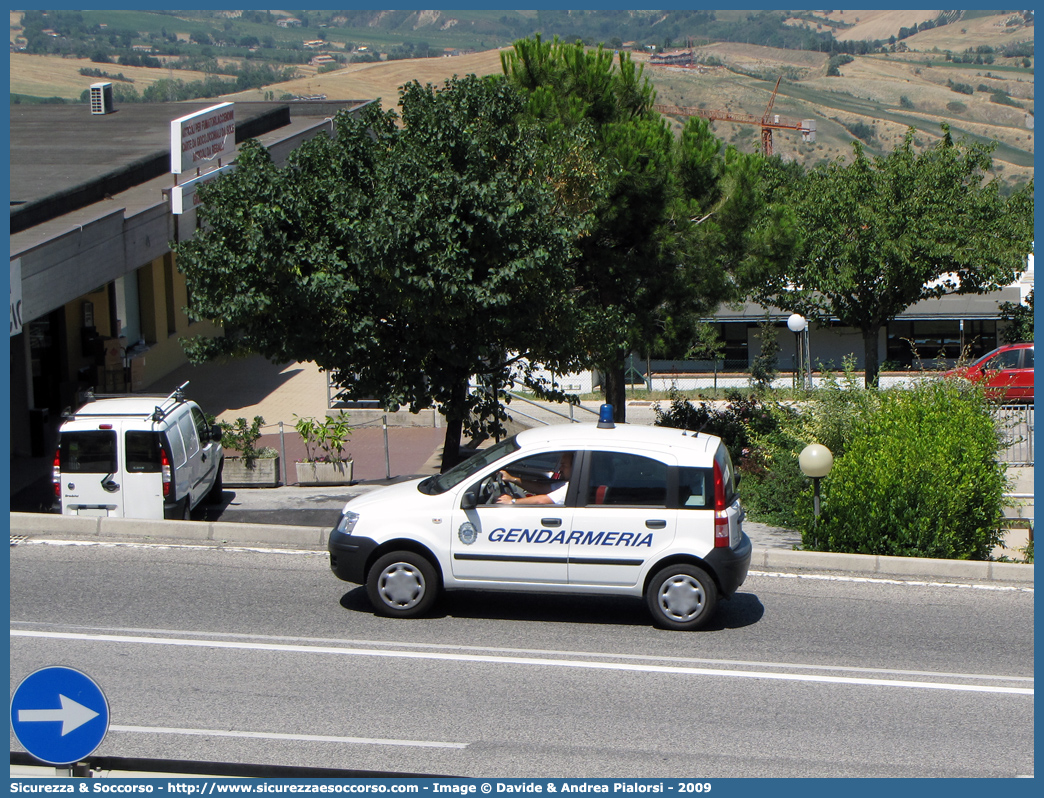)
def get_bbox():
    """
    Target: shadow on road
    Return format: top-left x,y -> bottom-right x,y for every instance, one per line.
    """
338,586 -> 764,630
